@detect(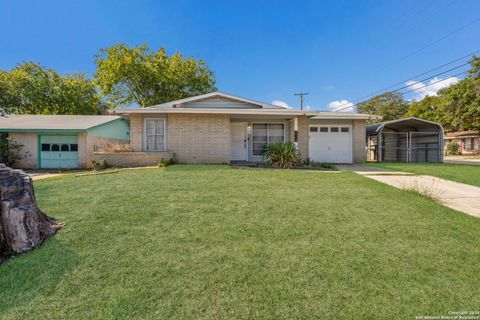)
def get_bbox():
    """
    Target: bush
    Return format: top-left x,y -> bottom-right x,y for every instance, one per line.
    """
0,137 -> 24,167
91,159 -> 109,171
263,142 -> 300,169
158,158 -> 175,168
446,141 -> 460,155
